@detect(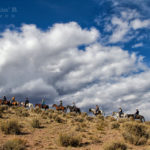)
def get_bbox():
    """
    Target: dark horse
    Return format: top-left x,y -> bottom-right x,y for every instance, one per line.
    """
52,104 -> 67,112
126,114 -> 145,122
0,99 -> 11,106
35,104 -> 49,110
67,105 -> 81,114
